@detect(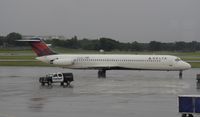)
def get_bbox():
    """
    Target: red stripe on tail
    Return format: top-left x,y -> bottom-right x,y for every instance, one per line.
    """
18,38 -> 57,56
29,40 -> 56,56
